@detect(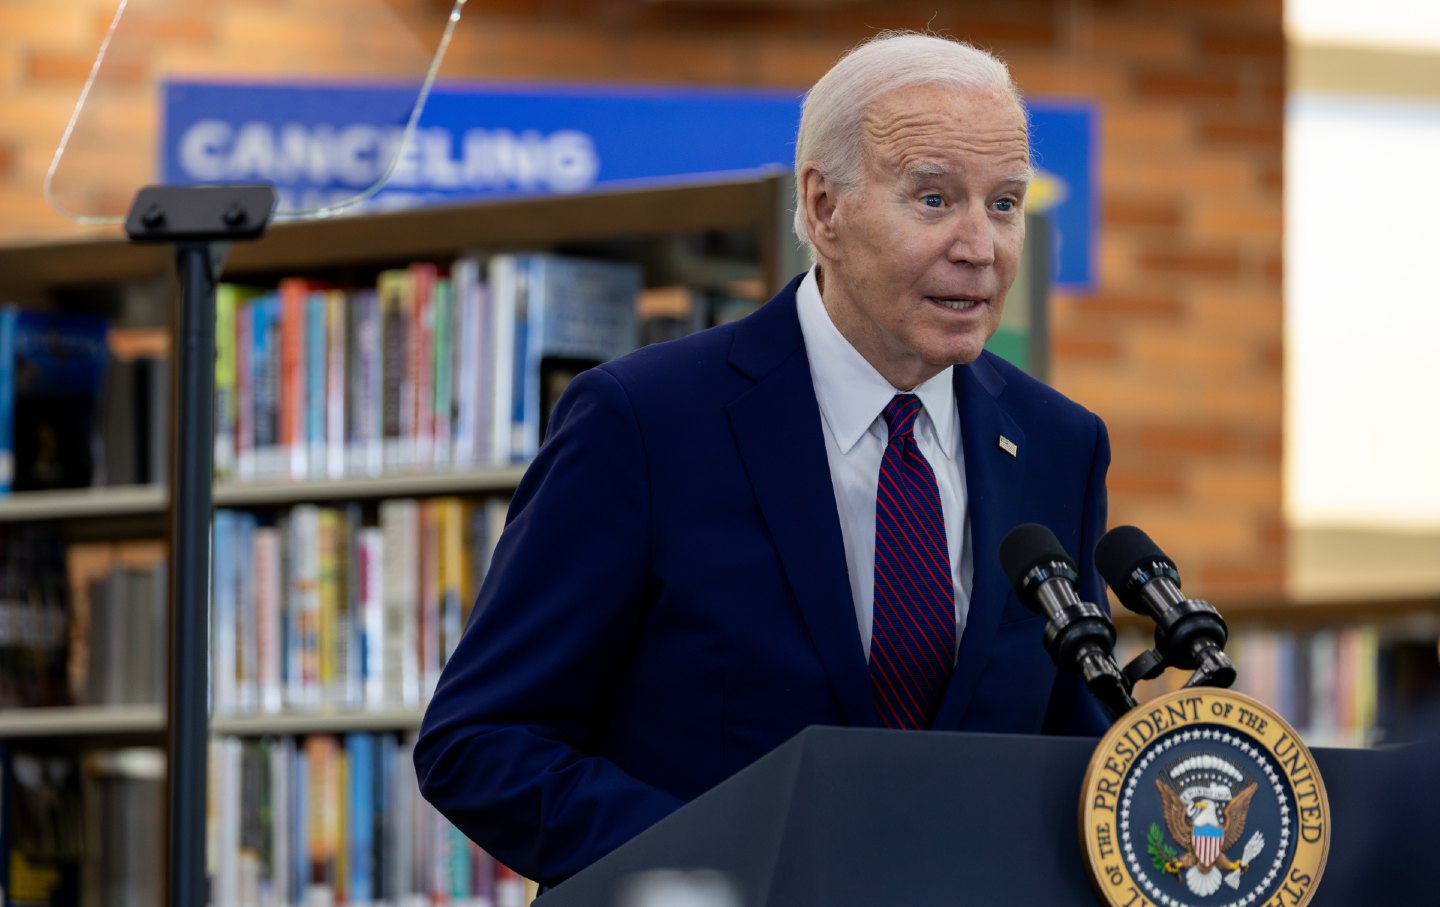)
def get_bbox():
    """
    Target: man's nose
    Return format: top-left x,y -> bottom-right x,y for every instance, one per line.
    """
946,204 -> 996,267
